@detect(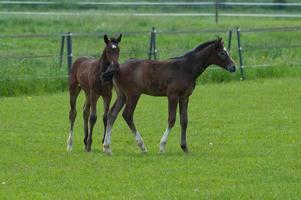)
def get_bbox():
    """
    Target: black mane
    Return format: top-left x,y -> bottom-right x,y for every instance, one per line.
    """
170,40 -> 216,60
